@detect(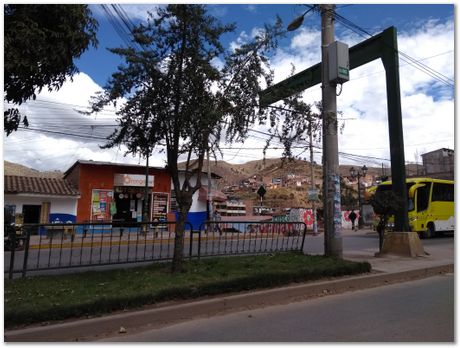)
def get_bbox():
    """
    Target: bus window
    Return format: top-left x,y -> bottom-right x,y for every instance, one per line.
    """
432,183 -> 454,202
407,198 -> 414,211
416,185 -> 430,212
